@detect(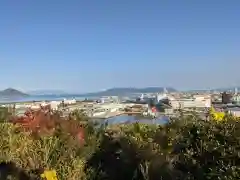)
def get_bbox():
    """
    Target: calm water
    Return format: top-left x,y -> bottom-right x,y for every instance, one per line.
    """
96,115 -> 169,126
0,94 -> 98,103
